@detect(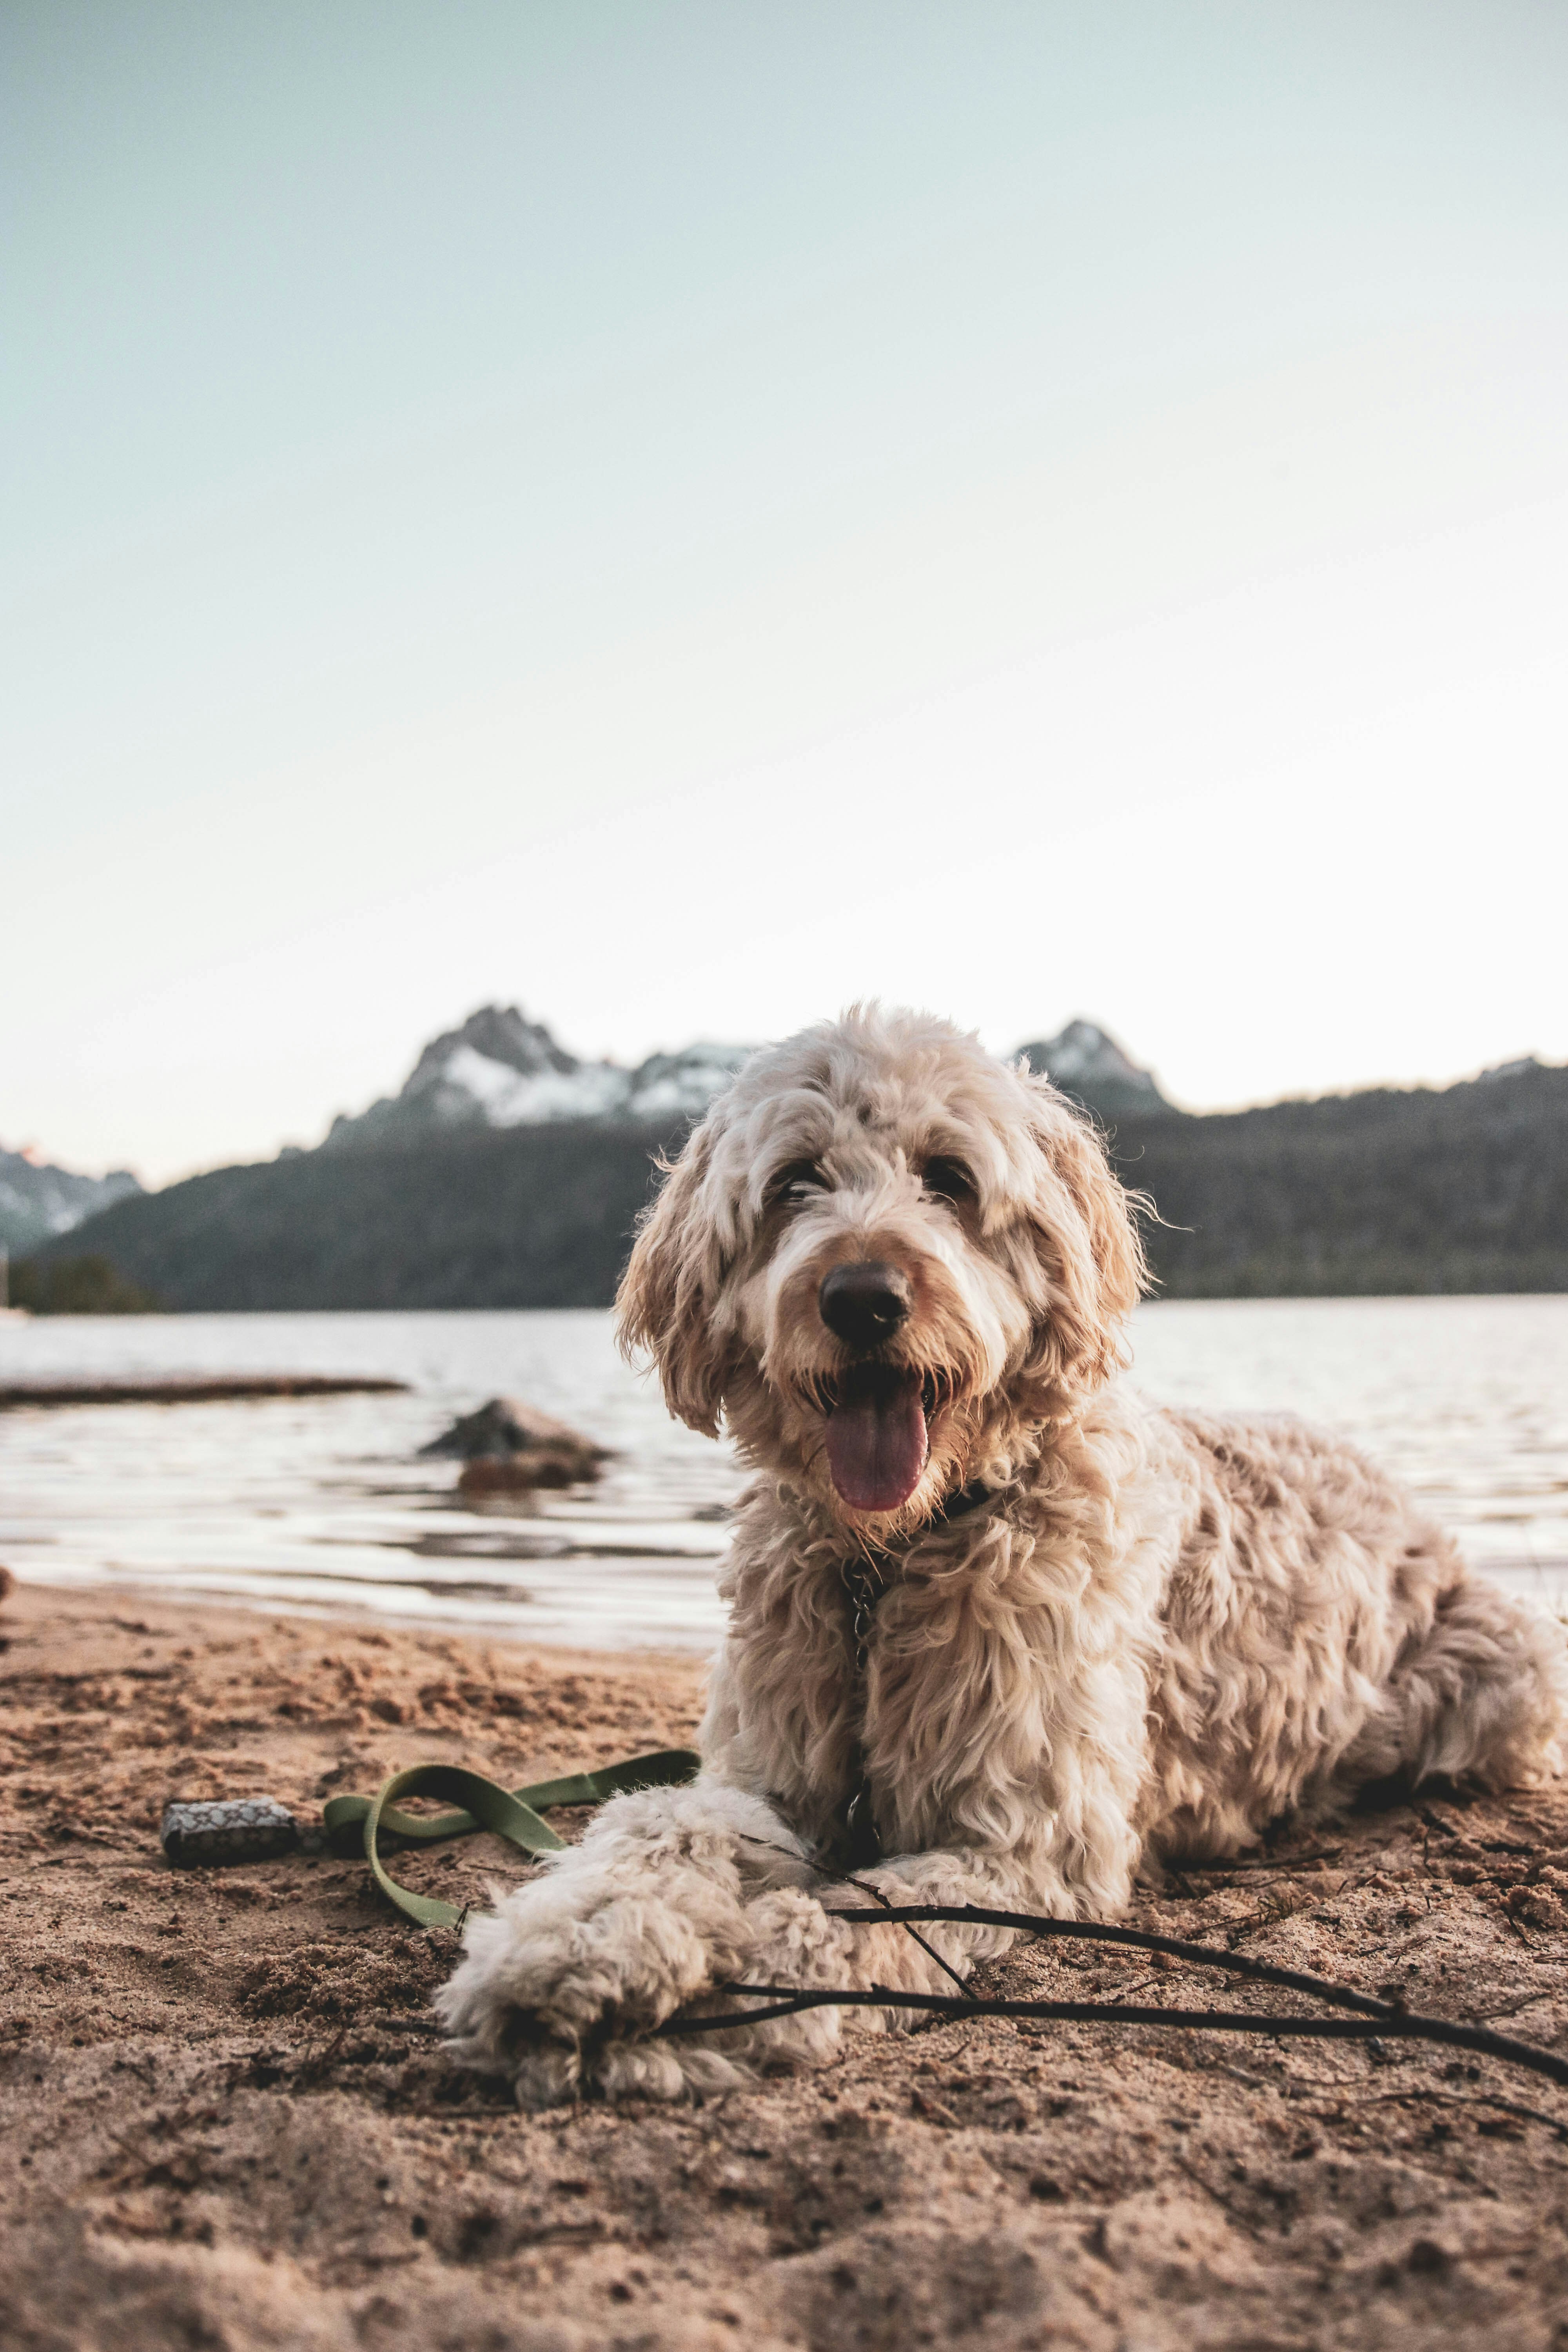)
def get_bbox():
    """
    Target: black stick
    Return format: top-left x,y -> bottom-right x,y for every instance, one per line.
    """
822,1902 -> 1395,2017
651,1902 -> 1568,2092
658,1985 -> 1568,2086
